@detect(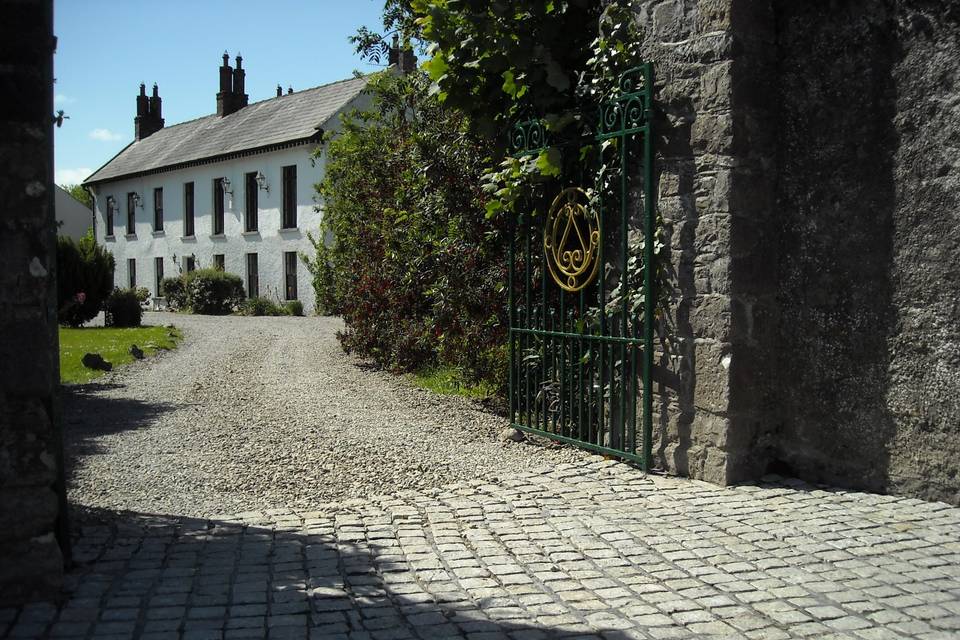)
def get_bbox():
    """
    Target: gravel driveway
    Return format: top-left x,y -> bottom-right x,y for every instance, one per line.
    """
64,313 -> 588,518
